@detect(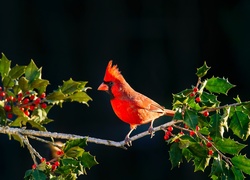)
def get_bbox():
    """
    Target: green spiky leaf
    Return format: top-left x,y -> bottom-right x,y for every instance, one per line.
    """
25,60 -> 41,82
184,109 -> 198,130
193,156 -> 210,172
0,53 -> 11,79
9,65 -> 26,79
79,151 -> 98,169
232,155 -> 250,175
214,138 -> 247,155
205,77 -> 235,95
169,142 -> 182,169
196,61 -> 210,78
230,111 -> 250,140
